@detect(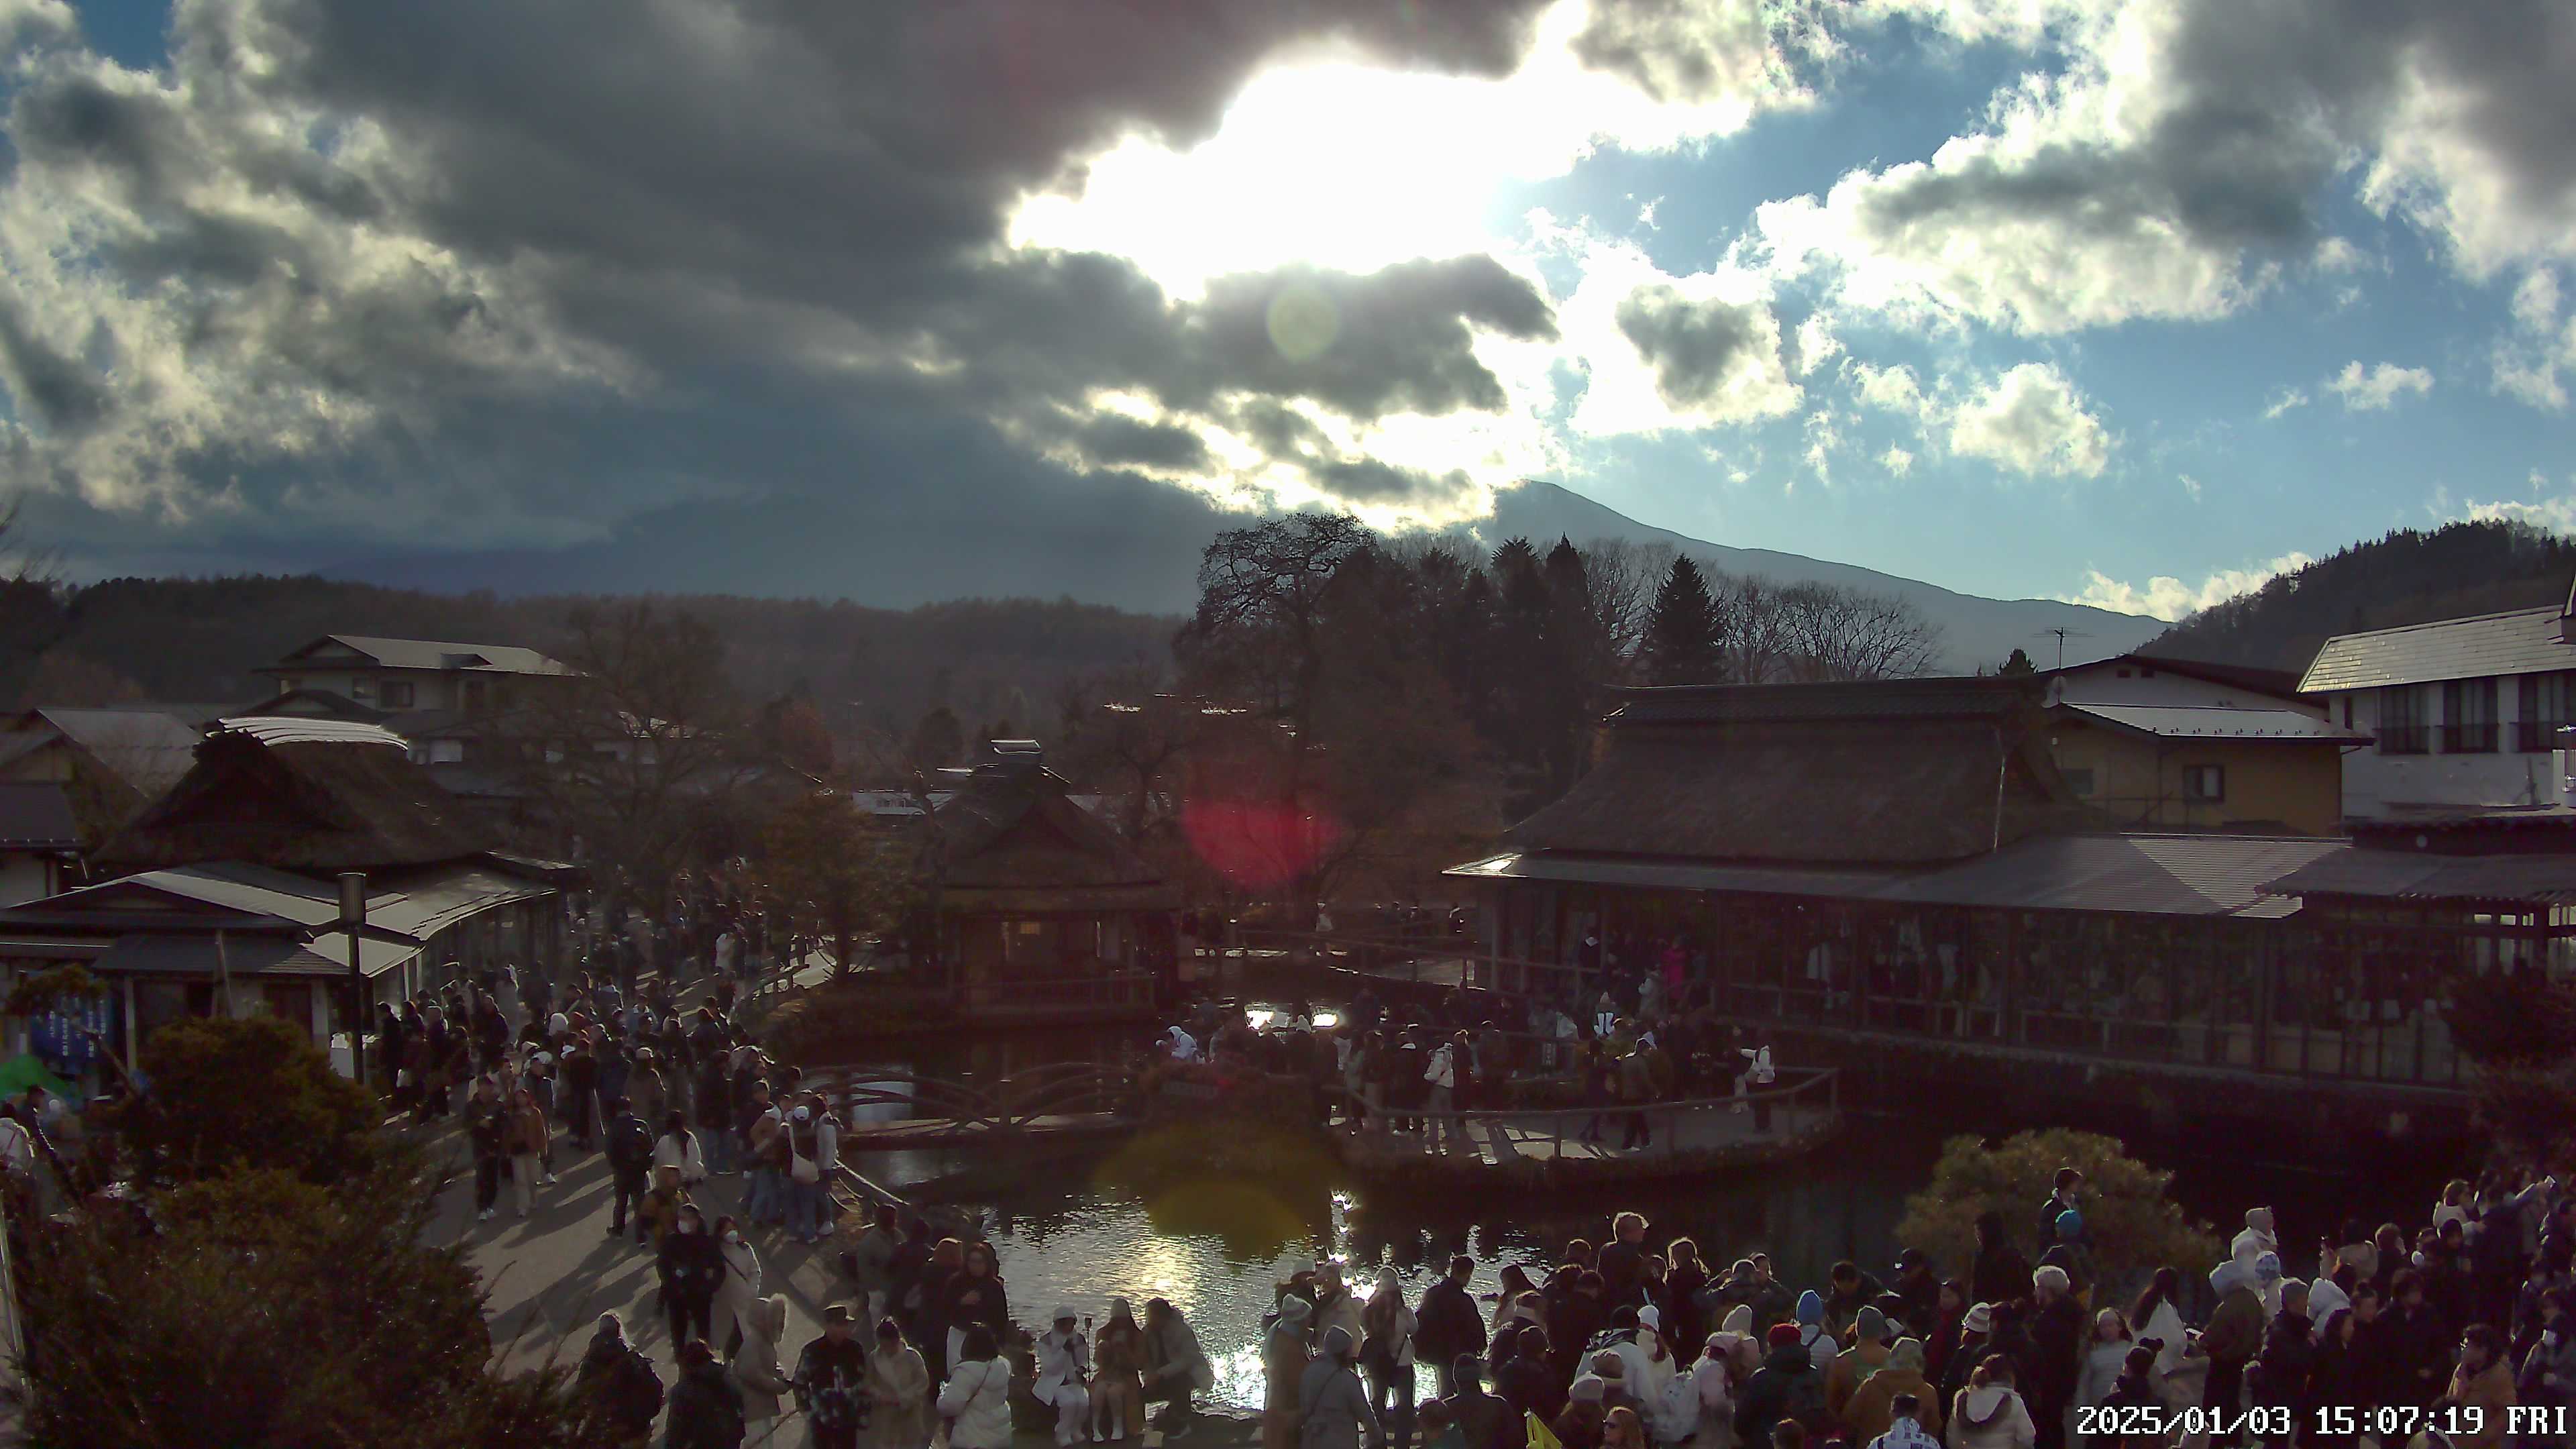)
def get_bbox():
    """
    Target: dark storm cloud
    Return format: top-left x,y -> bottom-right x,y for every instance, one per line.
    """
1613,284 -> 1760,409
0,299 -> 107,431
1183,258 -> 1557,420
